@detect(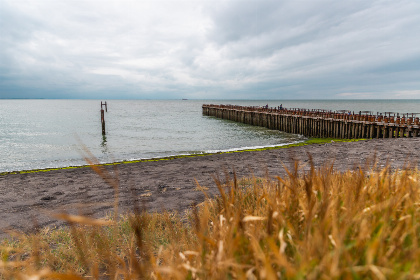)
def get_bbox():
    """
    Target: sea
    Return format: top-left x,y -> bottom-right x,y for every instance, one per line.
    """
1,99 -> 419,173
